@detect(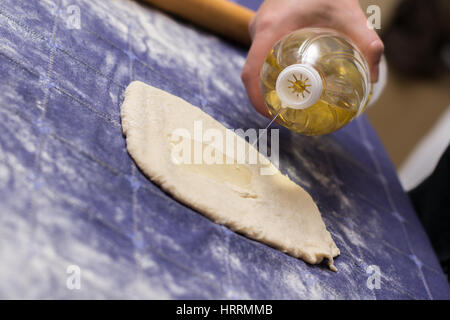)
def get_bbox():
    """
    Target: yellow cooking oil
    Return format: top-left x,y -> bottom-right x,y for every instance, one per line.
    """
260,28 -> 372,135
